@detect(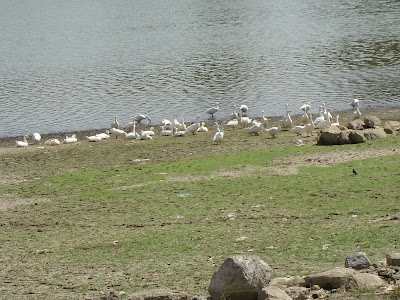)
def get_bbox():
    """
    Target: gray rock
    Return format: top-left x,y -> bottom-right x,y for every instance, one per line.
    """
304,268 -> 356,290
316,126 -> 342,145
363,128 -> 387,140
348,119 -> 365,130
258,287 -> 291,300
349,131 -> 367,144
208,255 -> 272,300
338,129 -> 352,144
363,116 -> 381,128
384,127 -> 396,135
345,273 -> 386,290
384,121 -> 400,131
127,289 -> 189,300
345,252 -> 372,270
386,253 -> 400,266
